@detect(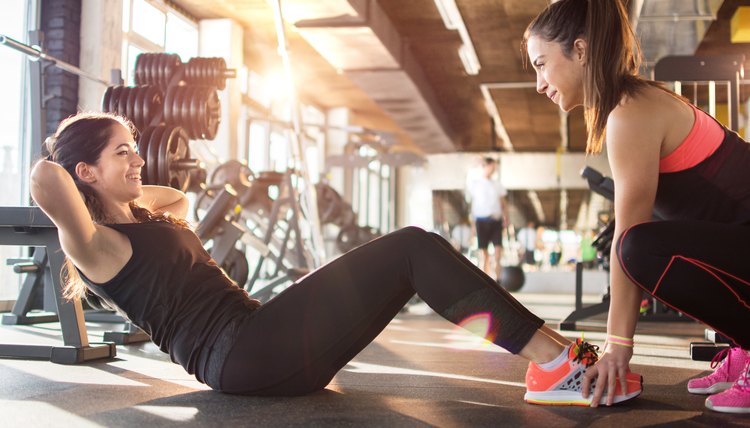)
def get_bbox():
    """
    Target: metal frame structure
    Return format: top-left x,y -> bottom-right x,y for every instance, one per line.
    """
0,207 -> 115,363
